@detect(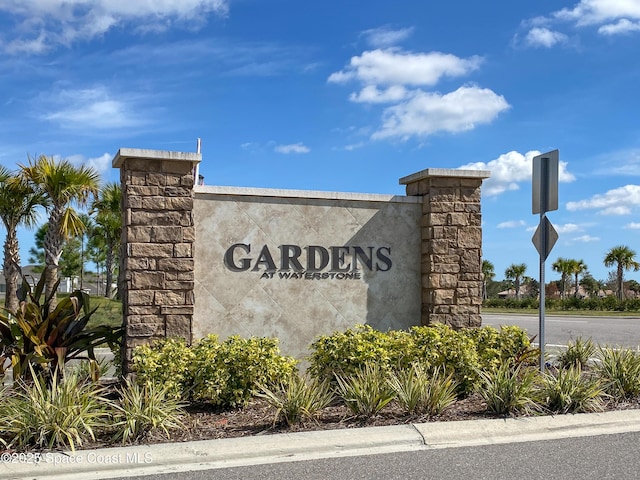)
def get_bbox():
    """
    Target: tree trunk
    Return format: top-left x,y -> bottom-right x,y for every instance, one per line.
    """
3,227 -> 21,313
43,207 -> 64,309
104,245 -> 114,298
617,264 -> 624,302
